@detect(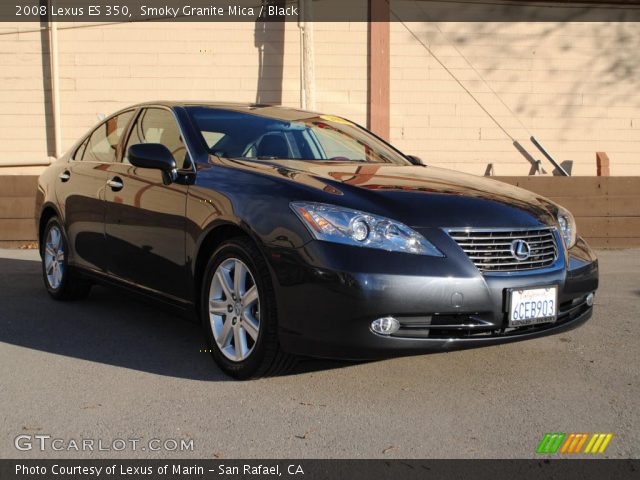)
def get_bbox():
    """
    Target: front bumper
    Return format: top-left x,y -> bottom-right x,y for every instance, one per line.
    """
267,233 -> 598,360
